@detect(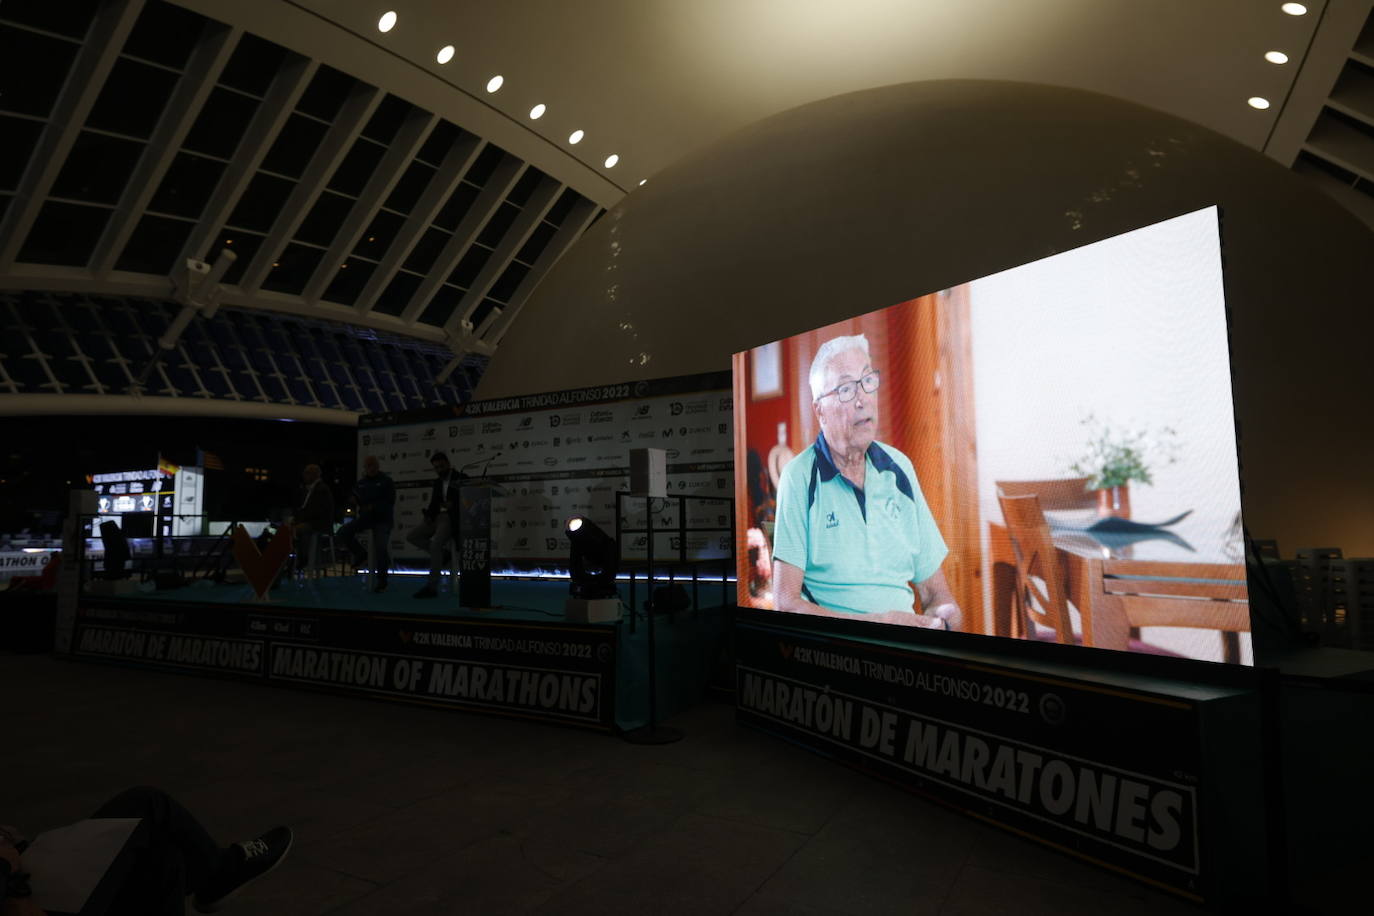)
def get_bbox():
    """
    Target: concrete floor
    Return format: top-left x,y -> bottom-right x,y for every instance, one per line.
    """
1,653 -> 1216,914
